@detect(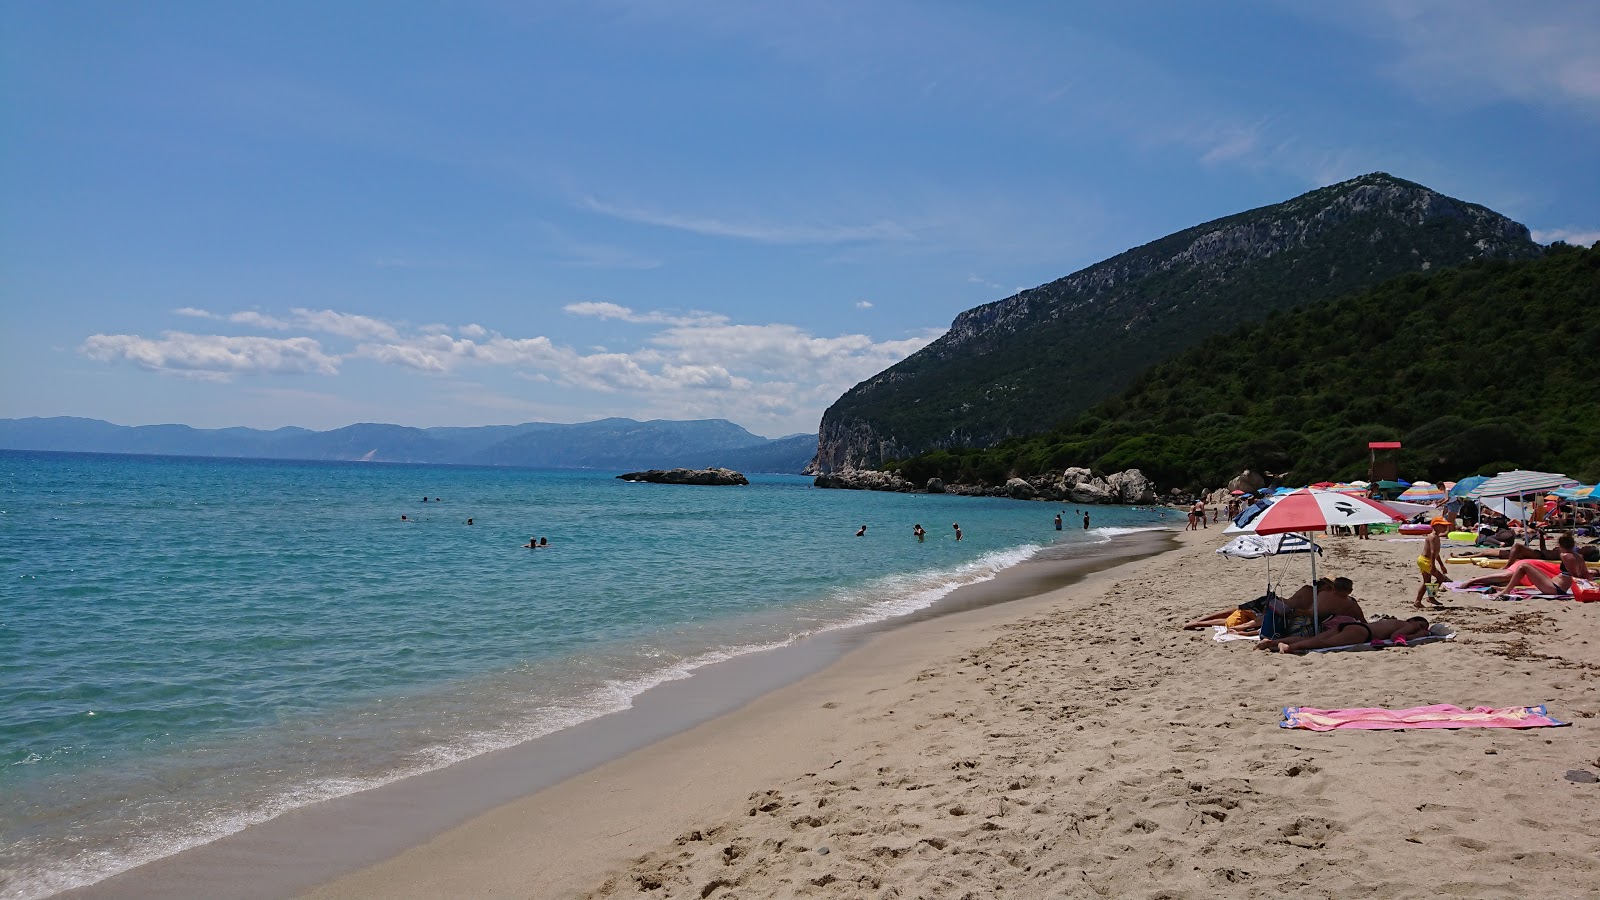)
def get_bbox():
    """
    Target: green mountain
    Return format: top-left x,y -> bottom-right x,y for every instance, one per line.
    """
885,244 -> 1600,490
811,173 -> 1541,472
